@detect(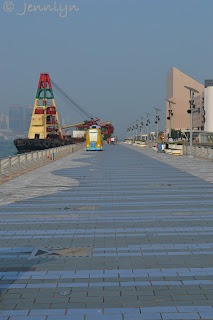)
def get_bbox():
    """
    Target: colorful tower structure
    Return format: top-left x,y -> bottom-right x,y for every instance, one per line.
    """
28,73 -> 62,140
